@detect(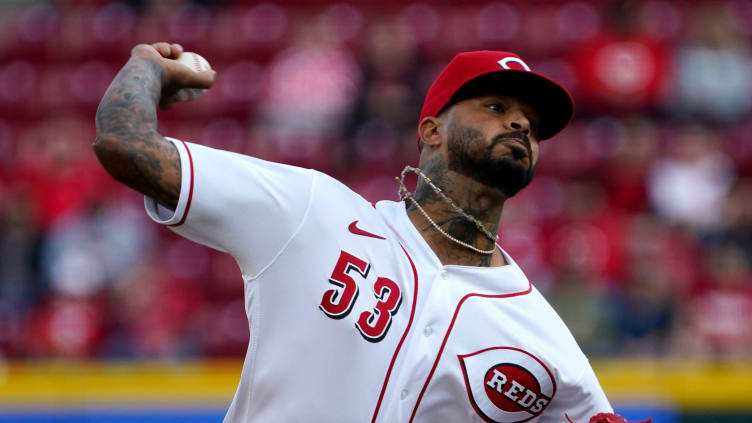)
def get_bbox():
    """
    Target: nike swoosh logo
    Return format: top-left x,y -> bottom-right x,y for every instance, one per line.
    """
348,220 -> 386,240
